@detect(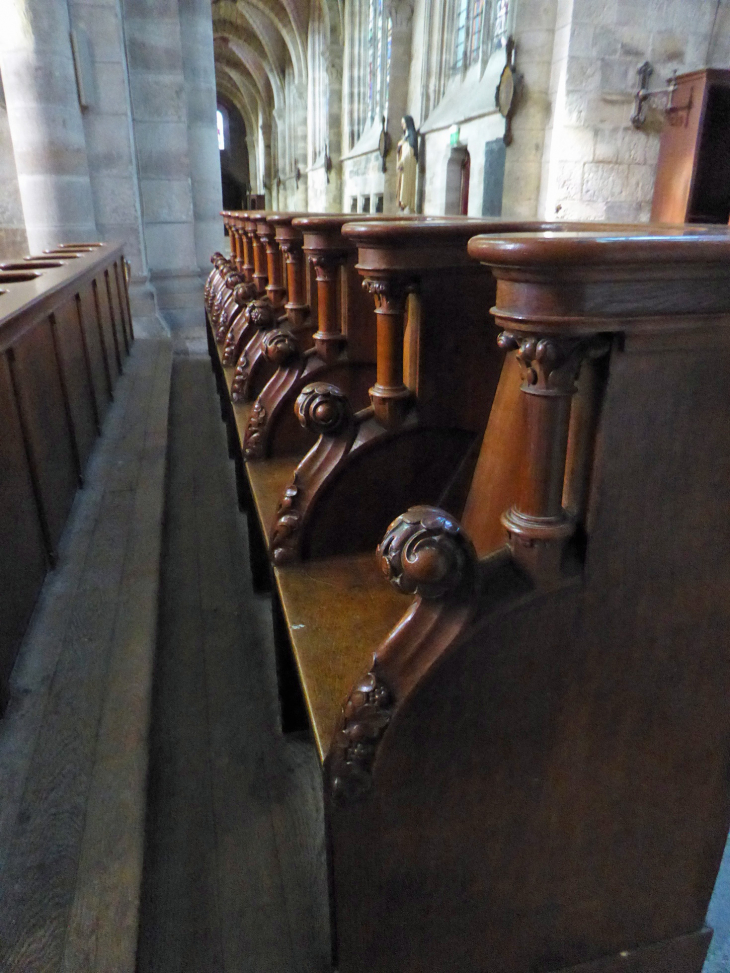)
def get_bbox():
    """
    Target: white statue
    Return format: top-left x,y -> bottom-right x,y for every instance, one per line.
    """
396,115 -> 418,213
